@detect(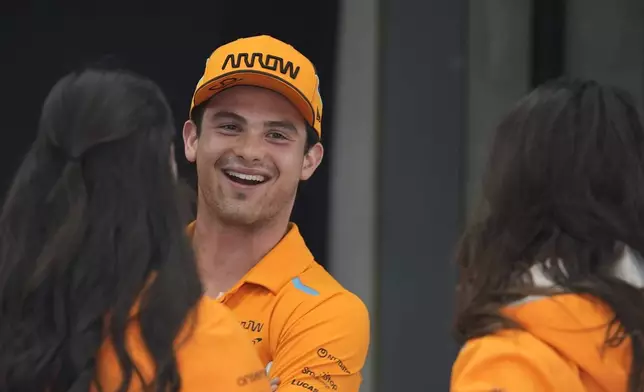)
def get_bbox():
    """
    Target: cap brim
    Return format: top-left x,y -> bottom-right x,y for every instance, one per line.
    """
192,71 -> 315,128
